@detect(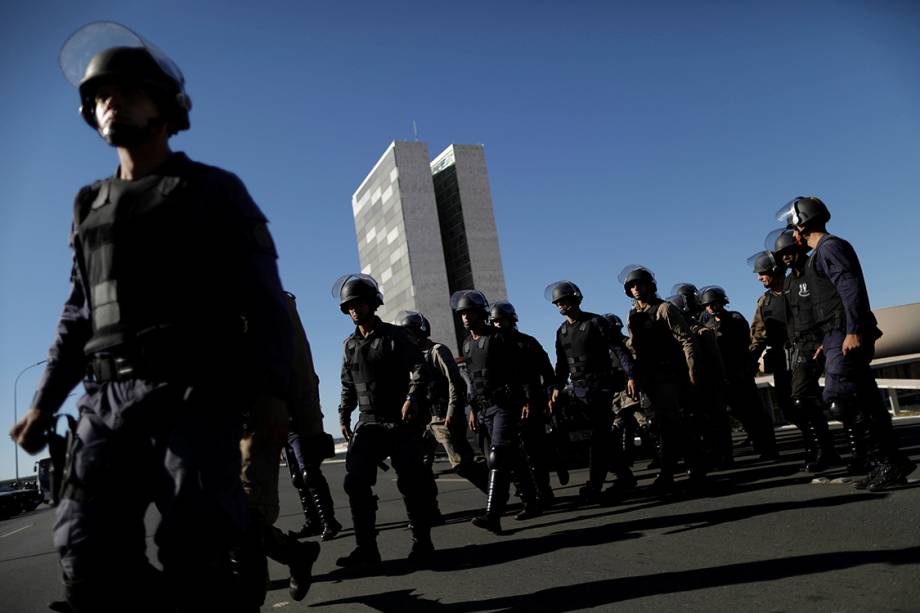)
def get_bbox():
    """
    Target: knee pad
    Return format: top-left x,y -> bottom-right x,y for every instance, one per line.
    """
342,471 -> 373,503
488,445 -> 514,471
